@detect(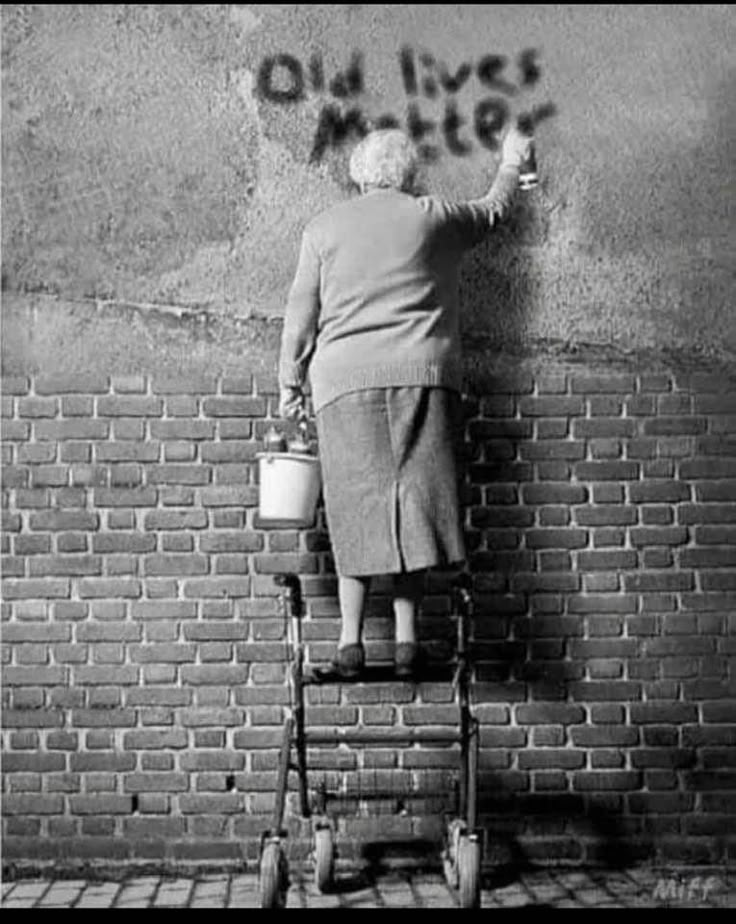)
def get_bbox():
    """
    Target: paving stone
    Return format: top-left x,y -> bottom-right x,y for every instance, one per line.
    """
1,870 -> 733,909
